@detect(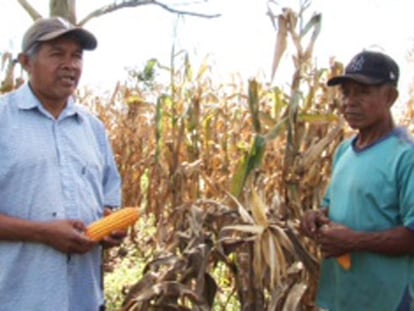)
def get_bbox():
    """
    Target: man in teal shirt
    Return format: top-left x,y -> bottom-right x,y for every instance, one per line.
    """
301,51 -> 414,310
